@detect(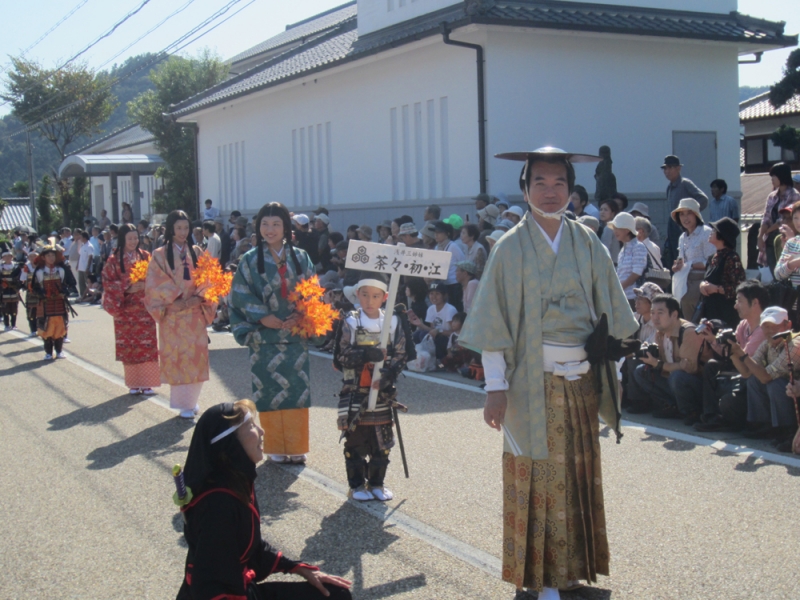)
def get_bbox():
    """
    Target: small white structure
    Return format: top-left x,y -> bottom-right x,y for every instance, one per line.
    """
169,0 -> 796,235
59,124 -> 163,223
